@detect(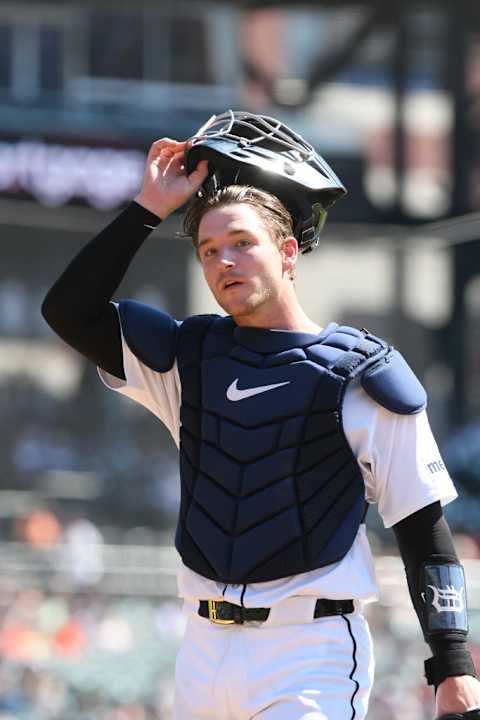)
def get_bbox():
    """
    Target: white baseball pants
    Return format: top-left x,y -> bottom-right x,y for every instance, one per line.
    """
174,599 -> 374,720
